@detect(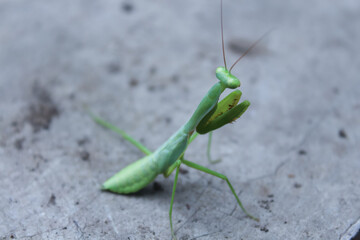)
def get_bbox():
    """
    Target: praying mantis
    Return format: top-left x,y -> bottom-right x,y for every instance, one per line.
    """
91,0 -> 265,238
